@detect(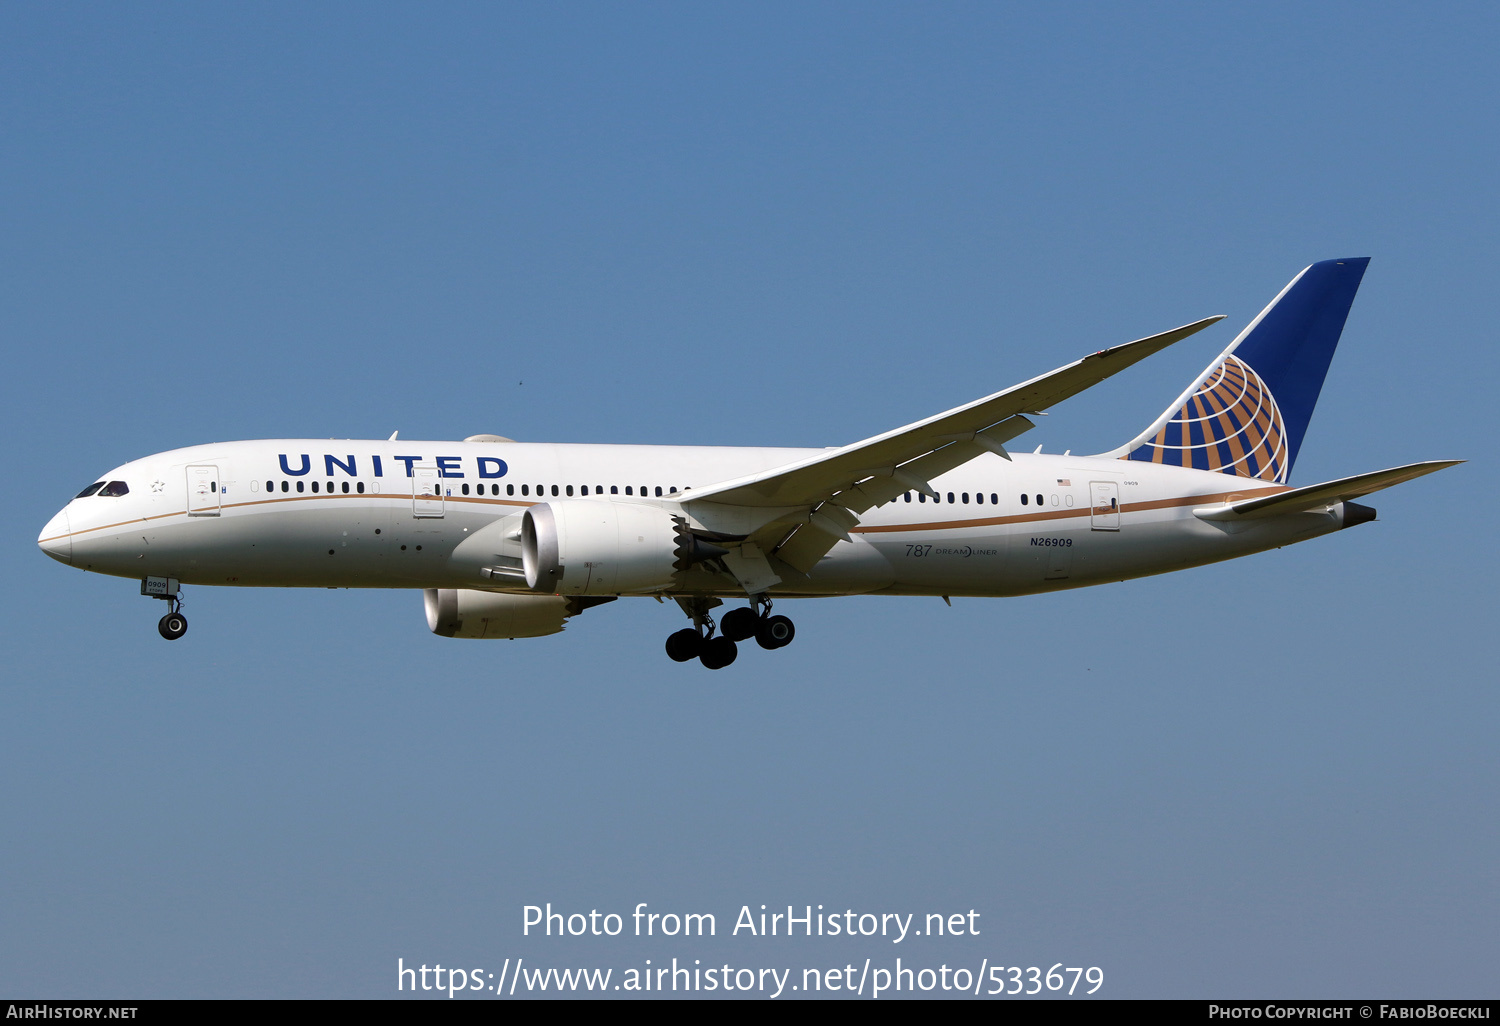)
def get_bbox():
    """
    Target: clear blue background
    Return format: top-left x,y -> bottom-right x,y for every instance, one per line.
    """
2,2 -> 1493,999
